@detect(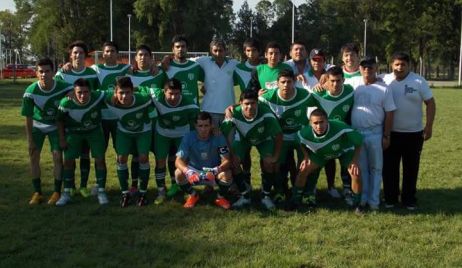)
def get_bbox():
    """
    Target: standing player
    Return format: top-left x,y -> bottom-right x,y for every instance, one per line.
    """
234,38 -> 261,93
175,112 -> 233,209
142,78 -> 199,205
351,56 -> 396,210
340,43 -> 361,85
105,76 -> 156,207
382,52 -> 436,210
21,58 -> 73,205
284,41 -> 311,90
55,78 -> 107,206
289,108 -> 363,211
54,40 -> 100,197
221,91 -> 283,210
